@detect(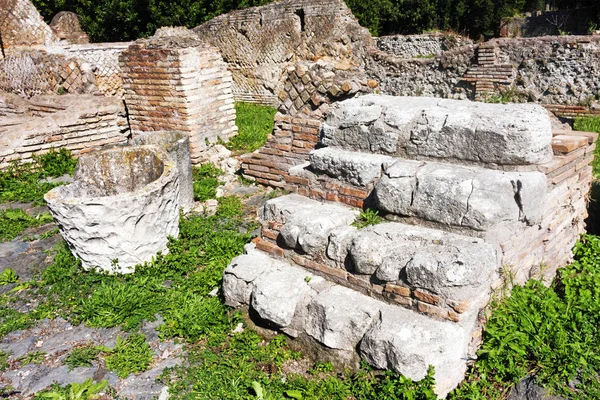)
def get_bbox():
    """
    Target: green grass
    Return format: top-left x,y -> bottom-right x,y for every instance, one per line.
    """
0,208 -> 53,242
64,346 -> 103,370
228,102 -> 277,153
574,116 -> 600,178
104,334 -> 153,378
0,148 -> 77,205
193,163 -> 223,201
